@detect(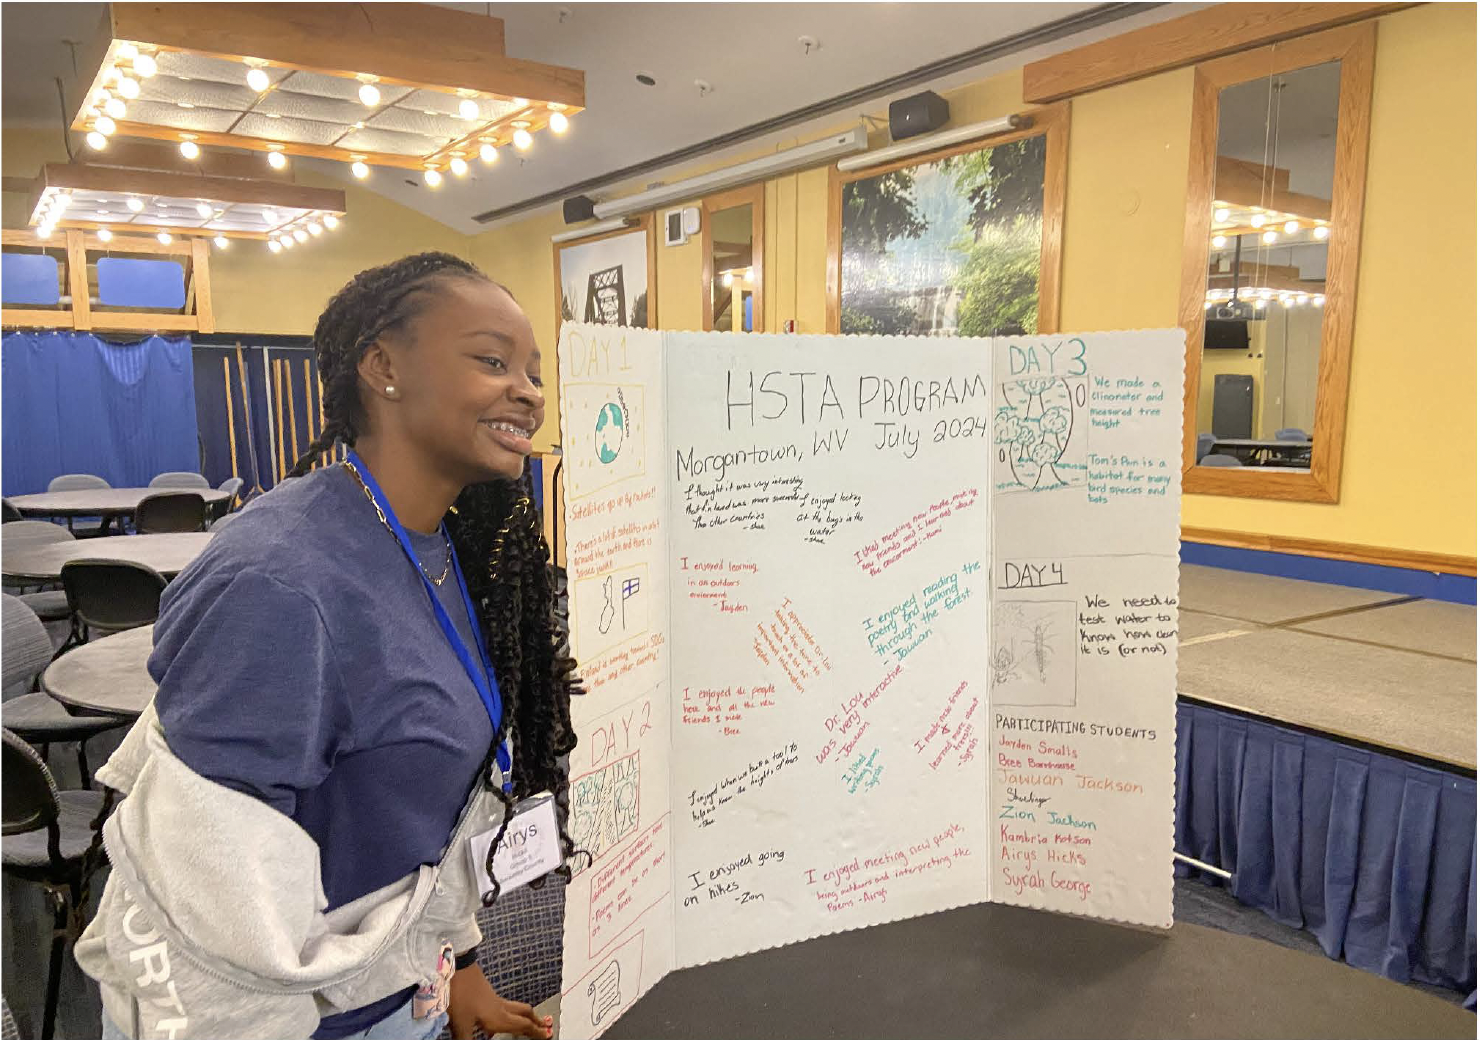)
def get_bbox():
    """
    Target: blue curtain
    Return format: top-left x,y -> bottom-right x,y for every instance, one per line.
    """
2,331 -> 200,495
1176,700 -> 1476,1006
